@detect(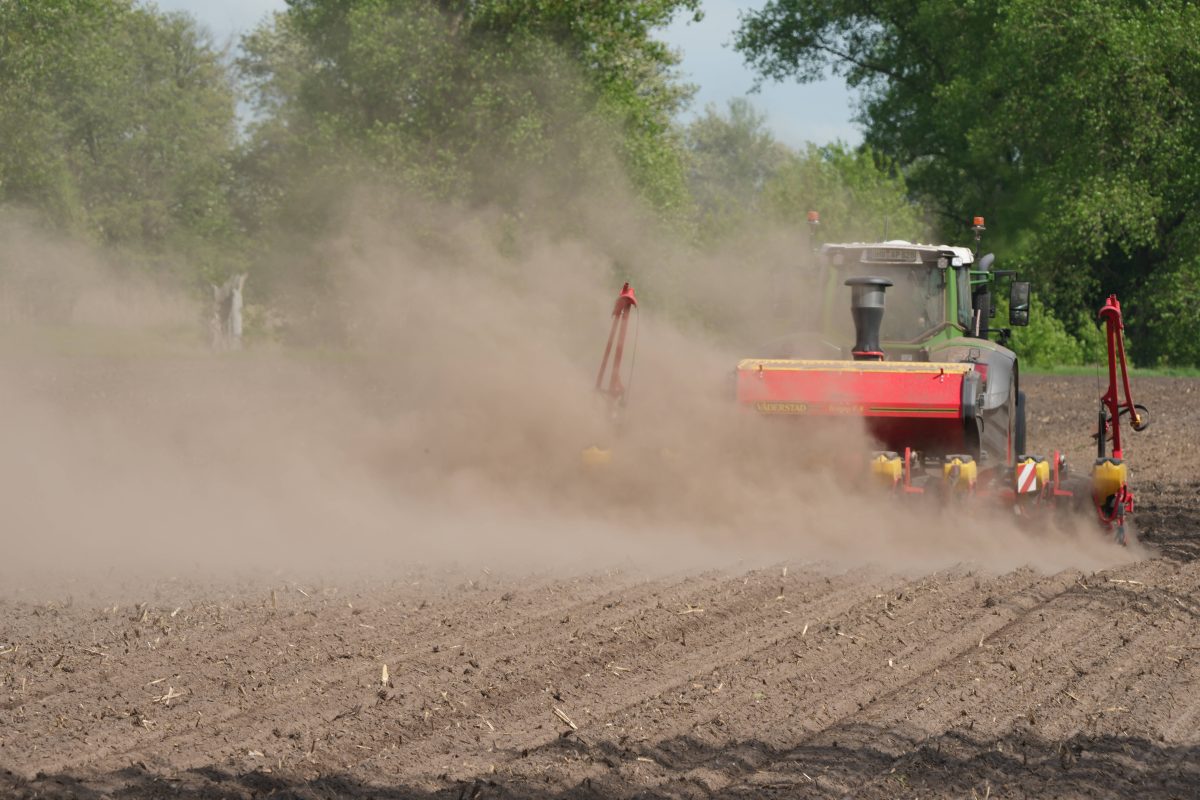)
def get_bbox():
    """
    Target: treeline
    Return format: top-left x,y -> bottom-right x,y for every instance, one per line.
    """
2,1 -> 1196,365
